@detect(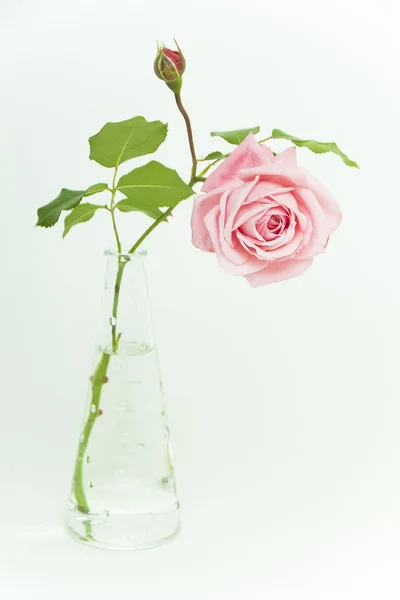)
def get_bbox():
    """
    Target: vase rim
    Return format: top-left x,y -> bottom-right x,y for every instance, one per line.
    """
104,248 -> 148,259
